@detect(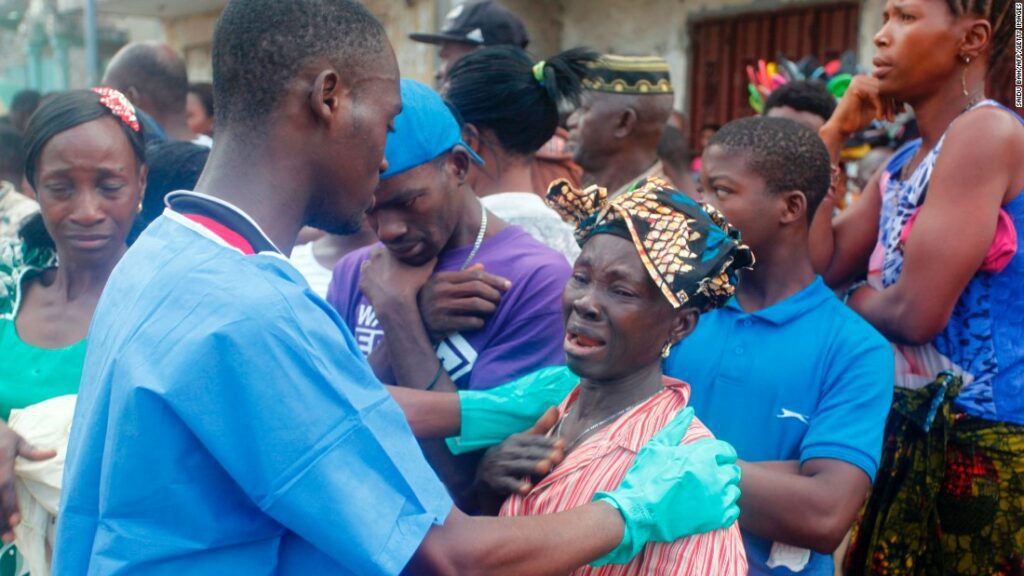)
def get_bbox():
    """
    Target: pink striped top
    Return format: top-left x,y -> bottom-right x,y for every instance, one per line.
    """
499,377 -> 748,575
